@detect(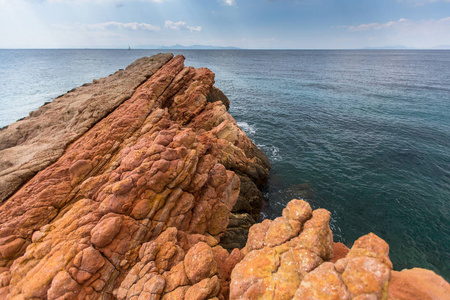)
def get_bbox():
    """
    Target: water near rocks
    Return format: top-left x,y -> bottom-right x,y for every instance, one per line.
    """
1,49 -> 449,279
